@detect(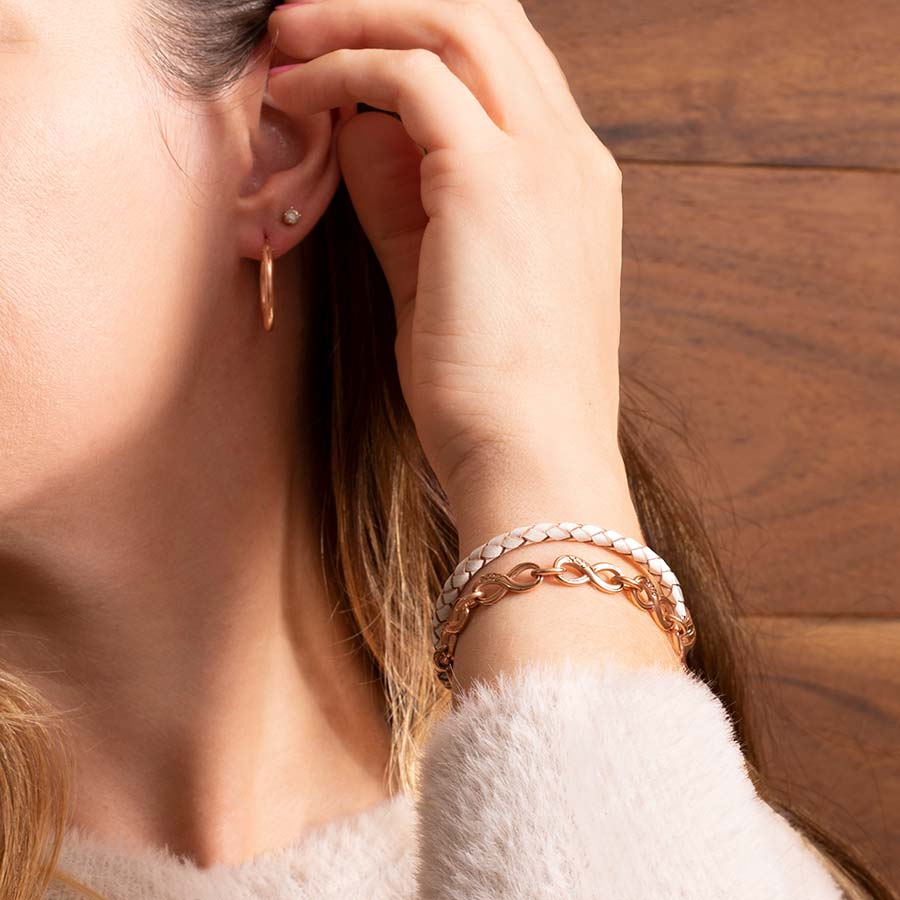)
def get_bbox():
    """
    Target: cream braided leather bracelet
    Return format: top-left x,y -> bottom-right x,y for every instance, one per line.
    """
432,522 -> 697,689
